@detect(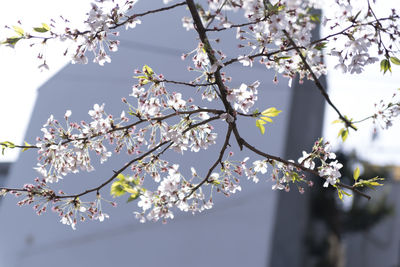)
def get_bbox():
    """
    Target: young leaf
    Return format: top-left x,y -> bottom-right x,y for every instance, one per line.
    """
126,189 -> 140,203
337,189 -> 343,200
260,116 -> 273,123
261,107 -> 282,117
380,59 -> 392,74
12,26 -> 24,36
22,141 -> 31,152
42,23 -> 50,31
33,27 -> 48,33
338,128 -> 349,141
110,181 -> 126,197
390,56 -> 400,65
256,119 -> 266,134
353,167 -> 360,181
314,42 -> 327,50
142,65 -> 154,77
2,37 -> 22,47
310,14 -> 320,22
353,176 -> 385,189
